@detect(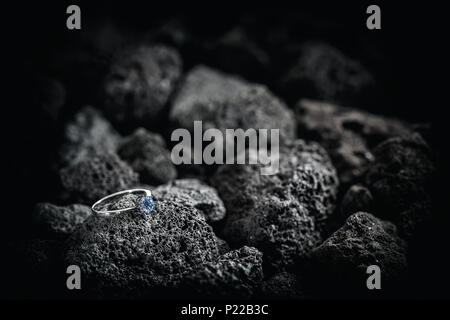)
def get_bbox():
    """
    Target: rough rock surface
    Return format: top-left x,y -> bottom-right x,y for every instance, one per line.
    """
180,246 -> 263,298
312,212 -> 407,295
60,153 -> 139,204
65,197 -> 219,297
60,107 -> 121,166
154,179 -> 226,224
170,65 -> 296,143
32,203 -> 91,239
103,44 -> 182,126
364,133 -> 435,239
118,128 -> 177,185
170,65 -> 248,130
212,140 -> 339,272
258,272 -> 303,299
295,99 -> 412,184
279,43 -> 375,106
